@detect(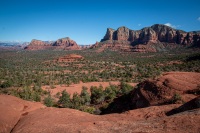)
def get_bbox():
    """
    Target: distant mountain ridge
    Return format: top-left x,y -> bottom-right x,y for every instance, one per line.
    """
0,41 -> 29,50
93,24 -> 200,52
